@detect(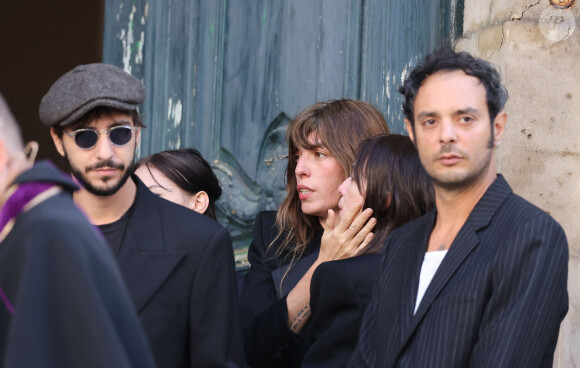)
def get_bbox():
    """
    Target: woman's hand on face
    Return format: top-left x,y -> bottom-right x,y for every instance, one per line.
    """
318,203 -> 376,262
